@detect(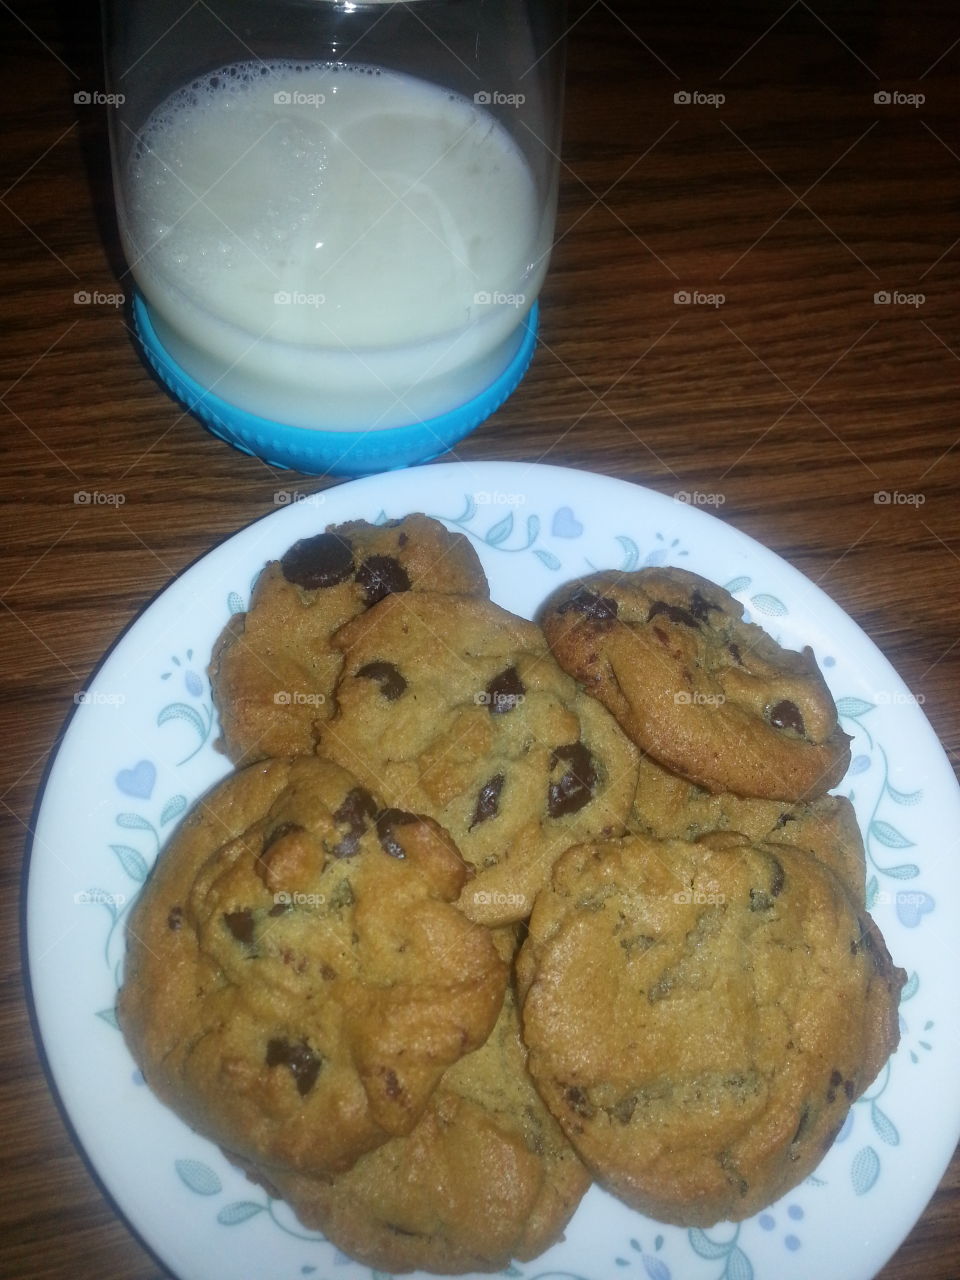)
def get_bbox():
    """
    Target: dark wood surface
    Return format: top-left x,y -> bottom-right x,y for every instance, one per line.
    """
2,1 -> 958,1277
